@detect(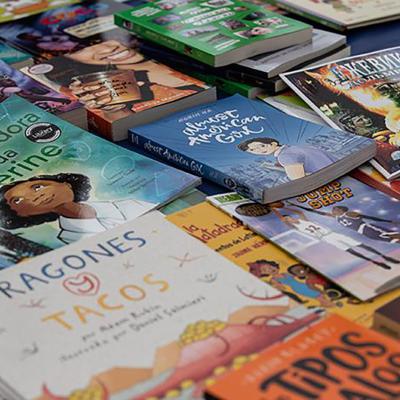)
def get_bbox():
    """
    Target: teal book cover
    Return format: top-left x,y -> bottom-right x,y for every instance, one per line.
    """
115,0 -> 311,66
0,42 -> 30,65
0,96 -> 199,264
